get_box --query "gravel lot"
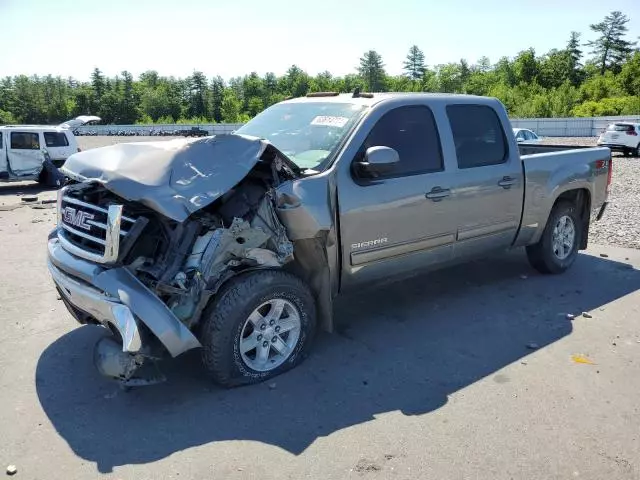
[537,137,640,250]
[0,135,637,479]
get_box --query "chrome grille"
[56,185,138,264]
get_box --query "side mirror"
[355,146,399,178]
[516,137,524,143]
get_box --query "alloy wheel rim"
[239,298,301,372]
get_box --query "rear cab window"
[10,132,40,150]
[359,105,444,178]
[44,131,70,147]
[447,104,508,169]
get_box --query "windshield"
[235,102,367,170]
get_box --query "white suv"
[597,123,640,157]
[0,115,99,185]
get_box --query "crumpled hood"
[61,134,269,222]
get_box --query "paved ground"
[1,138,639,480]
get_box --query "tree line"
[0,10,638,126]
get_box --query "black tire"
[200,270,316,388]
[526,201,582,274]
[634,144,640,158]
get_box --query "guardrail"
[510,115,640,137]
[75,115,640,138]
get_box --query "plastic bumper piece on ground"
[47,235,202,357]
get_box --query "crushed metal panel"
[93,267,202,357]
[60,134,269,222]
[274,175,340,332]
[198,218,271,283]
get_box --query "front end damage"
[48,134,301,386]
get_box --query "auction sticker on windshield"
[311,116,349,128]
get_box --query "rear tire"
[526,201,582,274]
[634,144,640,157]
[199,270,316,388]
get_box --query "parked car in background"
[0,116,100,185]
[180,126,209,137]
[48,92,612,389]
[513,128,541,143]
[597,123,640,157]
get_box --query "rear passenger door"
[445,104,524,258]
[7,132,45,176]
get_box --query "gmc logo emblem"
[62,207,95,231]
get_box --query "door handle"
[425,187,451,201]
[498,176,516,189]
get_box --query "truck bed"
[518,143,596,156]
[514,144,611,249]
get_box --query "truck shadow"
[36,249,640,473]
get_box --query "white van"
[0,116,100,185]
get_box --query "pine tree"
[90,68,105,101]
[358,50,386,91]
[403,45,425,81]
[566,32,583,85]
[210,76,225,123]
[587,11,636,74]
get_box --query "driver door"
[0,131,7,176]
[337,104,460,290]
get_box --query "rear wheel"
[199,270,317,388]
[633,144,640,157]
[526,201,582,274]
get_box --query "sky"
[0,0,638,81]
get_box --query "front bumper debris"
[47,234,202,383]
[93,336,166,387]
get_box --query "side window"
[360,105,443,177]
[10,132,40,150]
[44,132,70,147]
[447,105,507,169]
[515,130,525,141]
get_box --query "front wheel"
[199,270,317,388]
[526,201,582,274]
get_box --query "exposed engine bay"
[65,146,296,325]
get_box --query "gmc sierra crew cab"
[46,92,612,388]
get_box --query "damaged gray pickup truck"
[47,92,612,388]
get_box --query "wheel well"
[554,189,591,250]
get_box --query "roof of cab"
[281,91,500,107]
